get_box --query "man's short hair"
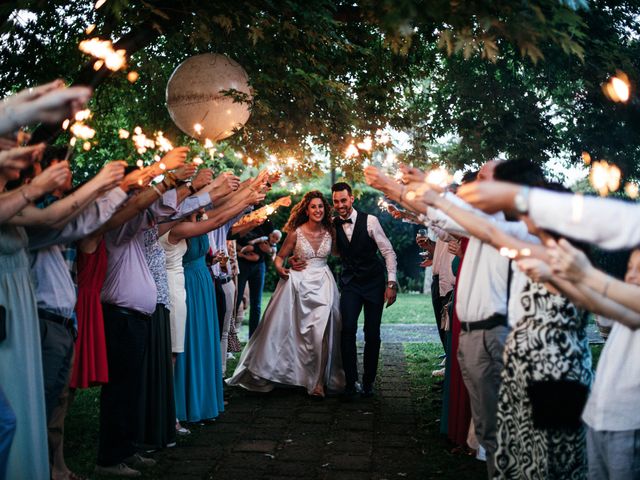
[494,159,546,187]
[331,182,352,195]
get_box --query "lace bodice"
[294,228,332,268]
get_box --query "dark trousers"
[340,277,385,389]
[214,278,226,340]
[235,260,265,338]
[431,276,452,355]
[39,316,74,421]
[98,304,149,466]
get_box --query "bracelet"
[601,278,611,298]
[151,184,163,197]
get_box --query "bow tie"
[336,218,353,226]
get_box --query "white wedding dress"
[226,228,345,394]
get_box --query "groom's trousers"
[340,276,386,389]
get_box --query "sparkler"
[127,71,139,83]
[193,123,203,136]
[425,167,453,188]
[79,38,127,72]
[581,151,591,165]
[589,160,621,196]
[193,157,204,166]
[603,71,631,103]
[625,182,639,199]
[345,143,359,158]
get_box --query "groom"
[331,182,397,398]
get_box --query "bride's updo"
[283,190,333,233]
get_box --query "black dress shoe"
[341,384,360,401]
[361,384,375,398]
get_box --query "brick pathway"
[153,343,427,479]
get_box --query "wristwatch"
[514,186,530,214]
[387,281,398,290]
[185,181,197,195]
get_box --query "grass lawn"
[260,291,436,324]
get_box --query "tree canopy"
[1,0,638,181]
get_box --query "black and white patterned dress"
[494,281,593,479]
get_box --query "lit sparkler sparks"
[589,160,621,196]
[131,127,155,154]
[625,181,639,199]
[193,123,203,136]
[193,157,203,166]
[127,71,139,83]
[581,151,591,165]
[79,38,127,72]
[345,143,359,158]
[118,129,129,139]
[425,167,452,188]
[154,131,173,152]
[356,137,373,152]
[603,71,631,103]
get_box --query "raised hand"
[0,144,45,170]
[363,165,393,191]
[159,147,189,171]
[29,161,71,197]
[173,164,198,182]
[398,164,426,184]
[457,181,520,214]
[94,161,126,192]
[547,238,593,282]
[248,189,266,205]
[20,85,92,126]
[211,172,241,196]
[517,257,553,283]
[192,168,213,188]
[120,167,153,192]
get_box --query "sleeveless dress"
[494,281,593,479]
[0,225,49,479]
[174,234,224,422]
[70,240,109,388]
[227,228,344,394]
[159,231,188,354]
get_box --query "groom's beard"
[338,206,352,219]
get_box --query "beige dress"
[159,231,188,353]
[226,228,344,394]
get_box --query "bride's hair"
[283,190,333,233]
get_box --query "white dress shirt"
[582,323,640,431]
[341,208,397,283]
[425,193,538,324]
[529,189,640,249]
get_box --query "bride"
[226,191,344,397]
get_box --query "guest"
[235,219,275,337]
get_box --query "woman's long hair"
[283,190,333,233]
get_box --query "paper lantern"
[166,53,252,141]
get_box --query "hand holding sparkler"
[30,161,72,196]
[173,164,198,182]
[516,257,553,283]
[0,82,92,135]
[457,181,522,214]
[192,168,213,189]
[158,146,189,171]
[94,160,127,193]
[206,172,241,197]
[547,238,593,283]
[398,164,426,184]
[0,144,45,170]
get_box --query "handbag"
[526,379,589,429]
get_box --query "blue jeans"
[0,386,16,480]
[235,260,266,338]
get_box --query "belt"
[38,309,74,330]
[215,276,233,285]
[102,303,151,320]
[460,314,508,332]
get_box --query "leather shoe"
[361,384,375,398]
[341,383,361,401]
[123,454,156,469]
[94,463,141,478]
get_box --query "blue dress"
[0,225,49,479]
[174,234,224,422]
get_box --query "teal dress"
[174,234,224,422]
[0,225,49,479]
